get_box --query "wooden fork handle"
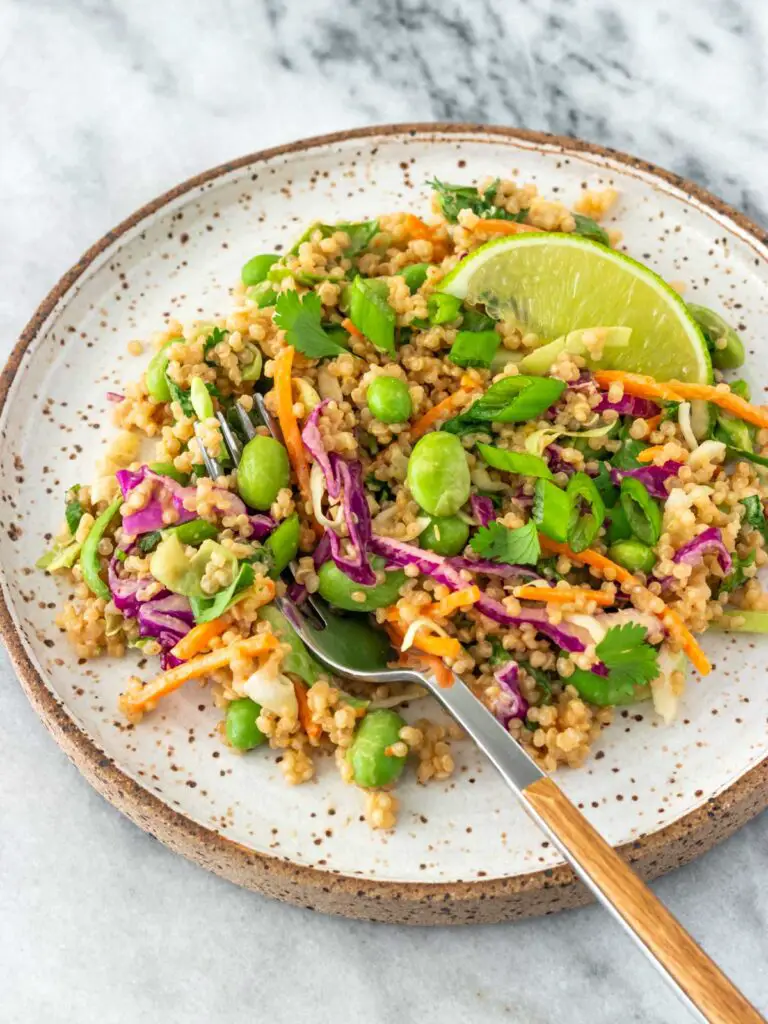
[525,777,763,1024]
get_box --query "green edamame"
[226,698,267,750]
[247,281,278,308]
[317,558,406,612]
[80,498,121,600]
[145,338,182,402]
[406,432,471,517]
[236,435,290,510]
[190,377,214,420]
[241,254,280,287]
[347,709,407,788]
[366,376,412,424]
[608,538,655,574]
[688,304,745,370]
[420,515,469,556]
[264,513,300,577]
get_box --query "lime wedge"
[440,234,712,383]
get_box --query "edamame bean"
[608,539,655,574]
[145,337,182,402]
[406,432,471,517]
[317,558,406,612]
[236,435,290,510]
[347,709,407,787]
[420,514,469,556]
[241,254,279,287]
[688,304,745,370]
[367,376,412,424]
[190,377,214,420]
[226,698,267,750]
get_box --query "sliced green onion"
[148,462,189,485]
[190,377,214,420]
[241,254,279,287]
[533,479,570,541]
[605,503,632,543]
[461,307,496,332]
[566,472,606,552]
[620,477,661,545]
[445,376,565,433]
[428,292,462,325]
[241,345,263,382]
[398,263,430,293]
[247,281,278,308]
[349,276,395,355]
[448,330,500,368]
[712,609,768,633]
[725,445,768,469]
[477,443,553,480]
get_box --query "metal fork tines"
[193,397,267,480]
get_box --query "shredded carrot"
[294,679,322,740]
[644,414,663,432]
[428,586,481,618]
[274,346,311,502]
[410,389,474,439]
[410,633,461,659]
[471,218,540,237]
[595,370,768,430]
[402,213,433,240]
[385,620,456,687]
[171,618,229,660]
[120,633,279,717]
[636,445,668,464]
[341,317,364,340]
[513,584,614,608]
[537,536,711,675]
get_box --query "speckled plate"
[2,125,767,925]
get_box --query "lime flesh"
[440,233,712,383]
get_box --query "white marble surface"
[1,0,768,1020]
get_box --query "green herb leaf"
[429,178,529,224]
[349,276,396,355]
[137,530,163,554]
[567,472,606,552]
[595,622,660,695]
[533,479,570,541]
[189,562,254,624]
[520,661,553,703]
[203,327,228,356]
[572,214,610,246]
[259,605,324,685]
[725,445,768,469]
[444,375,565,433]
[470,520,541,565]
[165,375,195,417]
[477,443,553,481]
[274,290,348,359]
[719,549,756,595]
[592,462,619,507]
[65,487,85,536]
[461,307,496,332]
[740,495,768,542]
[448,330,500,368]
[488,638,512,667]
[398,263,430,293]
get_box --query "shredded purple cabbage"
[312,531,331,569]
[595,394,660,419]
[301,399,340,498]
[138,592,194,667]
[493,660,528,726]
[249,514,275,540]
[449,556,540,581]
[545,443,576,477]
[368,536,586,652]
[327,455,376,585]
[107,556,145,618]
[116,467,198,536]
[673,526,732,574]
[610,461,681,500]
[287,581,308,605]
[470,495,495,527]
[106,391,125,403]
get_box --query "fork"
[197,397,762,1024]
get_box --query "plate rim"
[3,121,767,925]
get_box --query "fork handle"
[524,777,763,1024]
[428,671,762,1024]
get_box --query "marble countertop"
[2,1,767,1020]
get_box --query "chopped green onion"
[477,443,553,480]
[397,263,430,293]
[427,292,462,325]
[190,377,214,420]
[713,609,768,633]
[533,479,570,542]
[349,276,396,355]
[241,345,263,381]
[566,472,606,552]
[448,330,500,368]
[149,462,189,485]
[620,477,661,546]
[605,503,632,543]
[444,376,565,433]
[247,281,278,308]
[241,254,279,287]
[461,307,496,332]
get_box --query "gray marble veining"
[1,0,767,1020]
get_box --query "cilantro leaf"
[203,327,228,358]
[719,549,756,595]
[470,520,540,565]
[137,530,163,554]
[349,277,395,355]
[65,486,84,536]
[595,623,660,694]
[274,291,347,359]
[165,375,195,417]
[572,214,610,246]
[430,178,530,224]
[740,495,768,543]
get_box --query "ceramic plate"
[2,125,767,925]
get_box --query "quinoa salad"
[39,176,768,830]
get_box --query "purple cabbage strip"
[673,526,732,574]
[545,443,576,477]
[301,399,340,499]
[107,556,145,619]
[249,514,275,540]
[595,393,660,419]
[449,556,541,581]
[368,536,586,652]
[326,455,376,586]
[312,531,332,569]
[470,494,495,528]
[106,391,125,403]
[610,461,681,500]
[116,466,198,536]
[138,592,194,666]
[493,660,528,727]
[287,581,308,606]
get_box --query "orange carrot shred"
[644,414,662,432]
[410,389,475,439]
[171,618,229,661]
[636,445,669,464]
[471,218,540,237]
[274,346,311,503]
[341,317,364,340]
[294,679,322,740]
[513,584,614,608]
[429,586,481,618]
